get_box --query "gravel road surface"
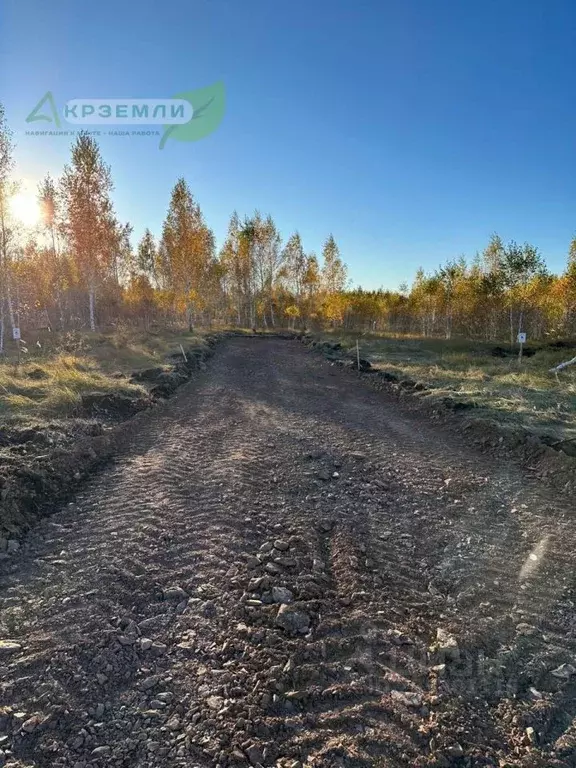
[1,338,575,767]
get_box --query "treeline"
[0,108,348,347]
[1,103,576,347]
[345,237,576,342]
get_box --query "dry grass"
[0,326,206,420]
[320,331,576,442]
[0,355,145,417]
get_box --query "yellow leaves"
[124,275,155,311]
[321,292,347,323]
[160,178,214,322]
[173,294,189,315]
[155,289,176,312]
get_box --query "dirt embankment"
[0,336,223,542]
[304,338,576,493]
[0,337,575,767]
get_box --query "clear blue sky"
[2,0,576,289]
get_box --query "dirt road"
[1,338,575,768]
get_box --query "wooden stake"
[356,339,360,371]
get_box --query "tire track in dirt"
[0,338,575,767]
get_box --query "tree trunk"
[51,227,65,330]
[269,300,275,327]
[7,279,16,333]
[89,286,96,332]
[509,307,514,348]
[550,355,576,374]
[57,290,65,330]
[0,297,4,355]
[0,206,6,354]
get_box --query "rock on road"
[1,338,576,768]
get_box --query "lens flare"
[9,190,41,226]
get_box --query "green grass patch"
[317,331,576,442]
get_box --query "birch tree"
[160,178,214,330]
[136,228,158,283]
[282,232,306,311]
[321,234,347,293]
[0,103,16,353]
[237,217,257,327]
[60,133,116,331]
[302,253,320,325]
[38,173,66,328]
[219,212,244,325]
[251,213,282,326]
[321,234,347,324]
[502,241,546,345]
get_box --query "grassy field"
[317,331,576,444]
[4,326,574,446]
[0,326,206,421]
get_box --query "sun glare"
[10,189,41,226]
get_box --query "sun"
[10,189,41,226]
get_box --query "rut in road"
[1,338,576,768]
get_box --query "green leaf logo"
[26,91,61,129]
[159,82,225,149]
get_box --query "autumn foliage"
[1,109,576,347]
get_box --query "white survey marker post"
[517,332,527,363]
[12,327,21,340]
